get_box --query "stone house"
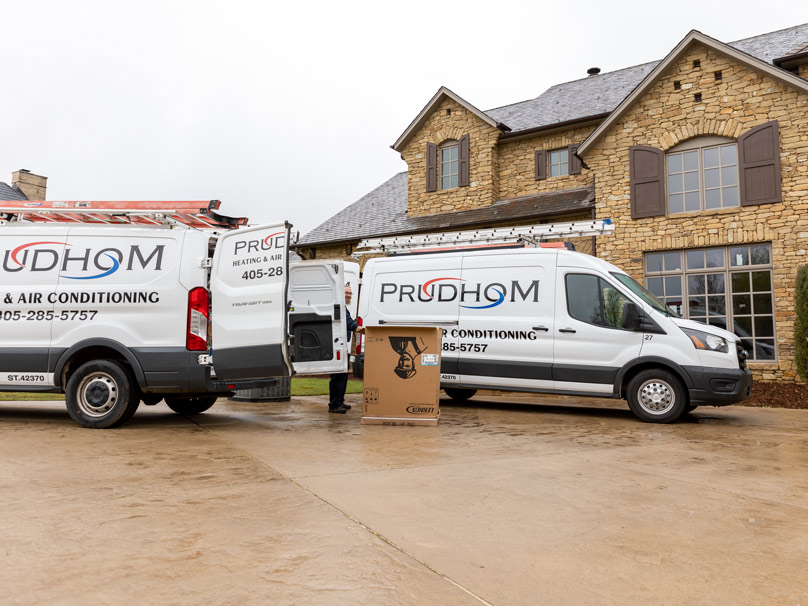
[294,23,808,382]
[0,170,48,203]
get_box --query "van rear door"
[288,261,347,374]
[209,223,292,381]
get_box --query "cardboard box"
[360,326,441,426]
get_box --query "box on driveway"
[361,326,441,426]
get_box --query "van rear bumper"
[683,365,753,406]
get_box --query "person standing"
[329,285,364,413]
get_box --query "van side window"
[566,274,630,329]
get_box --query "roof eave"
[391,86,509,152]
[577,30,808,157]
[498,113,610,142]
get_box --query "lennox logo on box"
[406,406,435,414]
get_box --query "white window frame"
[549,149,569,177]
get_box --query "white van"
[356,244,752,423]
[0,201,349,428]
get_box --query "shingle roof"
[0,182,28,201]
[296,176,594,246]
[300,23,808,246]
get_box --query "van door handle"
[532,326,549,332]
[559,328,577,334]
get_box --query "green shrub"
[795,265,808,380]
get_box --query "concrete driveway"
[1,393,807,606]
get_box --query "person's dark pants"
[329,372,349,408]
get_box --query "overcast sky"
[1,1,805,237]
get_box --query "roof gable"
[577,29,808,156]
[391,87,509,152]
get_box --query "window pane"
[707,273,725,294]
[756,339,775,360]
[708,316,726,329]
[689,275,705,295]
[732,272,750,292]
[730,247,749,266]
[665,276,682,297]
[685,191,700,211]
[705,188,721,209]
[754,316,774,337]
[550,164,560,177]
[703,147,720,168]
[647,276,664,296]
[750,245,770,265]
[550,150,563,163]
[684,171,700,191]
[733,294,751,314]
[708,296,726,315]
[706,249,724,268]
[723,186,739,207]
[566,274,602,325]
[689,297,706,319]
[721,166,737,187]
[753,293,773,314]
[646,254,663,273]
[441,176,451,189]
[663,252,681,270]
[687,250,704,269]
[721,144,737,165]
[668,174,683,194]
[734,316,753,335]
[667,153,682,173]
[684,150,699,171]
[669,193,684,213]
[704,168,720,188]
[602,284,629,328]
[752,271,771,291]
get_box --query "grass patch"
[0,392,64,401]
[292,378,363,396]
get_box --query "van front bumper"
[683,365,753,406]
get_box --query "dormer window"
[440,141,459,190]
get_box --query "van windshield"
[610,272,681,317]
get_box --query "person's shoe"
[328,405,348,414]
[341,404,352,410]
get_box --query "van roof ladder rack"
[354,219,614,255]
[0,200,248,230]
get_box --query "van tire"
[444,388,477,401]
[65,360,140,429]
[626,369,687,423]
[165,396,218,415]
[352,355,364,379]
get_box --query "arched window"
[666,136,739,213]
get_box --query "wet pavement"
[1,393,807,605]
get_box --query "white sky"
[1,1,805,237]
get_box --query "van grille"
[736,341,748,370]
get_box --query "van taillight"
[187,287,209,351]
[356,316,363,355]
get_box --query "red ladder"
[0,200,248,229]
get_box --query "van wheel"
[352,355,364,379]
[165,396,218,415]
[626,369,687,423]
[65,360,140,429]
[444,388,476,401]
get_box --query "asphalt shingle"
[0,182,28,201]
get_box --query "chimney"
[587,67,601,77]
[12,169,47,200]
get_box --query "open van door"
[209,223,292,381]
[288,261,347,374]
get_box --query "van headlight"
[682,328,729,353]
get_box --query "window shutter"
[459,134,470,187]
[568,144,581,175]
[739,120,781,206]
[534,150,546,180]
[629,145,665,218]
[426,142,437,192]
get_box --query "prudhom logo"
[380,277,540,309]
[1,241,165,280]
[233,232,285,255]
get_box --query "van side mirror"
[622,302,642,331]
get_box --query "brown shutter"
[568,144,581,175]
[738,120,781,206]
[534,150,546,180]
[459,134,470,187]
[629,145,665,218]
[426,142,437,192]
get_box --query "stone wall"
[585,43,808,381]
[401,98,501,217]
